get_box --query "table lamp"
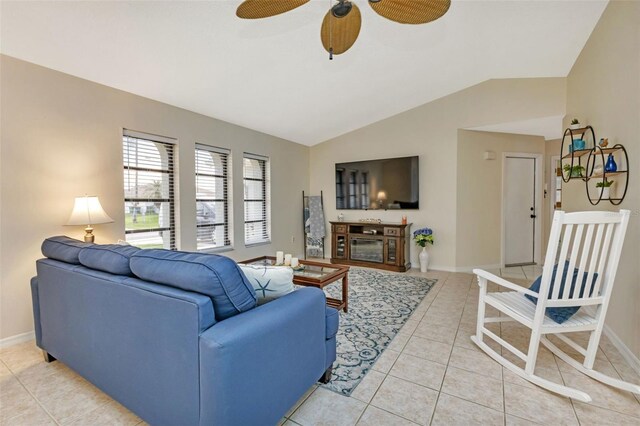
[66,196,114,242]
[377,191,387,209]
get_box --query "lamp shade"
[377,191,387,201]
[67,196,114,226]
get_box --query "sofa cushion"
[325,307,339,340]
[525,261,598,324]
[79,244,141,276]
[41,236,93,264]
[238,264,294,302]
[130,250,257,321]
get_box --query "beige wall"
[562,0,640,358]
[543,138,562,251]
[456,130,546,269]
[0,55,310,340]
[310,78,566,270]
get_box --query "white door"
[504,156,536,266]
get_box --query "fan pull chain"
[329,0,333,60]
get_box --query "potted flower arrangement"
[596,179,614,200]
[413,227,434,273]
[563,164,585,178]
[570,118,581,130]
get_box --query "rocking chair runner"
[472,209,637,402]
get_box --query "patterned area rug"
[318,267,437,396]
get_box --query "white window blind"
[195,144,231,251]
[123,130,176,250]
[243,153,270,245]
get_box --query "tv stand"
[330,221,412,272]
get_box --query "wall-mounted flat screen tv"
[335,156,419,210]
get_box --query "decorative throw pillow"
[525,261,598,324]
[239,264,294,302]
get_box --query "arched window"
[123,130,176,249]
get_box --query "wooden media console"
[330,221,412,272]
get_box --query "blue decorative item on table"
[413,227,434,247]
[572,139,586,151]
[605,154,617,172]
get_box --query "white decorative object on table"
[290,257,299,268]
[276,251,284,265]
[284,254,292,266]
[419,247,430,273]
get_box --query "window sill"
[199,246,234,254]
[244,240,272,248]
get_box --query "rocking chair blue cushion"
[525,262,598,324]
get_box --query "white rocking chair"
[471,209,638,402]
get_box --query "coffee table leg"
[342,274,348,313]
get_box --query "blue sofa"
[31,236,338,426]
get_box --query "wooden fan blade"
[368,0,450,24]
[321,3,362,55]
[236,0,309,19]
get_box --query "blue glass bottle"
[605,154,617,172]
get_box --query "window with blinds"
[195,144,231,251]
[123,130,176,249]
[243,153,270,245]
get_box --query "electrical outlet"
[291,236,295,243]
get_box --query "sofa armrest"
[30,277,42,347]
[199,287,328,426]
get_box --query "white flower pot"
[570,124,581,130]
[419,247,429,273]
[599,185,614,200]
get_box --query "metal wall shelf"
[560,126,630,205]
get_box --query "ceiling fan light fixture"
[331,1,353,18]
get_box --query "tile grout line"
[294,271,449,426]
[363,271,451,426]
[552,337,640,421]
[1,358,61,426]
[428,274,474,426]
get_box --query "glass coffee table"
[240,256,350,312]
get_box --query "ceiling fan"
[236,0,451,59]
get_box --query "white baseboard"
[0,331,35,349]
[602,322,640,375]
[408,263,501,273]
[452,264,502,273]
[582,306,640,375]
[409,262,457,272]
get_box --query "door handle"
[530,214,537,218]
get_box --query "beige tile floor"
[1,269,639,425]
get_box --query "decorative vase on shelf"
[605,154,617,172]
[600,186,610,200]
[572,139,586,151]
[419,247,429,273]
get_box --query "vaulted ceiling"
[1,1,607,145]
